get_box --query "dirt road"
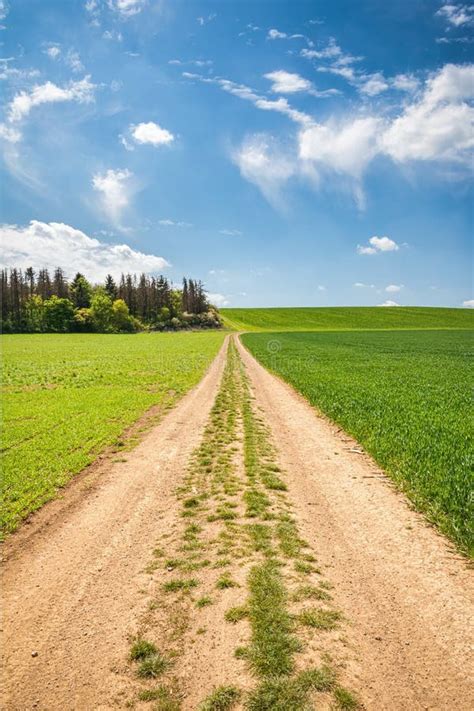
[1,335,473,710]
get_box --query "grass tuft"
[199,685,241,710]
[297,607,341,630]
[130,639,157,661]
[137,652,171,678]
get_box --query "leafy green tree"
[70,273,92,309]
[44,296,74,332]
[112,299,133,331]
[73,308,94,332]
[90,291,113,332]
[24,295,45,332]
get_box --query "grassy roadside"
[126,341,358,709]
[1,331,226,535]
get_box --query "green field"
[1,332,225,534]
[222,306,473,332]
[242,329,474,555]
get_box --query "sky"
[0,0,473,308]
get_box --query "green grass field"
[242,329,474,555]
[222,306,473,332]
[1,332,225,535]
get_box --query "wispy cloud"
[219,228,242,236]
[378,299,400,306]
[92,168,134,224]
[436,3,474,27]
[7,76,95,124]
[158,219,192,227]
[385,284,404,292]
[107,0,147,18]
[264,69,339,98]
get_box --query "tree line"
[0,268,222,333]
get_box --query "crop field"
[242,329,474,554]
[222,306,473,332]
[1,331,225,535]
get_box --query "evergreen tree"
[104,274,117,301]
[70,273,92,309]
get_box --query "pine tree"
[104,274,117,301]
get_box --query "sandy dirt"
[1,333,473,710]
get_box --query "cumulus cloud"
[232,134,296,206]
[107,0,147,17]
[462,299,474,307]
[378,300,400,306]
[382,64,474,163]
[264,69,339,98]
[436,3,474,27]
[92,168,134,223]
[268,28,288,39]
[385,284,404,292]
[265,70,312,94]
[0,220,169,281]
[357,236,399,255]
[208,292,229,307]
[7,76,95,123]
[129,121,174,147]
[358,72,389,96]
[392,73,420,92]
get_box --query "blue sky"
[0,0,473,308]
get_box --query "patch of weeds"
[196,595,213,608]
[224,605,248,623]
[246,523,273,554]
[199,685,241,711]
[298,608,341,630]
[130,639,157,661]
[245,666,334,710]
[276,517,302,558]
[183,496,201,509]
[153,547,165,558]
[234,646,249,659]
[333,686,359,709]
[216,573,238,589]
[292,584,331,602]
[244,489,270,518]
[196,627,207,635]
[137,652,171,678]
[294,560,315,575]
[138,686,180,708]
[247,559,298,677]
[163,578,199,593]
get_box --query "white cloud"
[0,220,169,281]
[169,58,213,67]
[264,70,312,94]
[220,229,242,236]
[462,299,474,307]
[232,133,296,206]
[268,28,287,39]
[378,300,400,306]
[66,49,84,73]
[359,72,389,96]
[392,73,420,92]
[45,45,61,60]
[354,282,375,288]
[301,38,345,60]
[102,29,123,41]
[92,168,133,223]
[299,116,382,207]
[385,284,404,292]
[158,219,192,227]
[317,285,326,291]
[0,0,8,21]
[197,13,216,26]
[183,72,312,125]
[382,64,474,164]
[357,236,399,255]
[7,76,95,123]
[436,3,474,27]
[208,292,229,306]
[129,121,174,147]
[107,0,147,17]
[0,122,21,143]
